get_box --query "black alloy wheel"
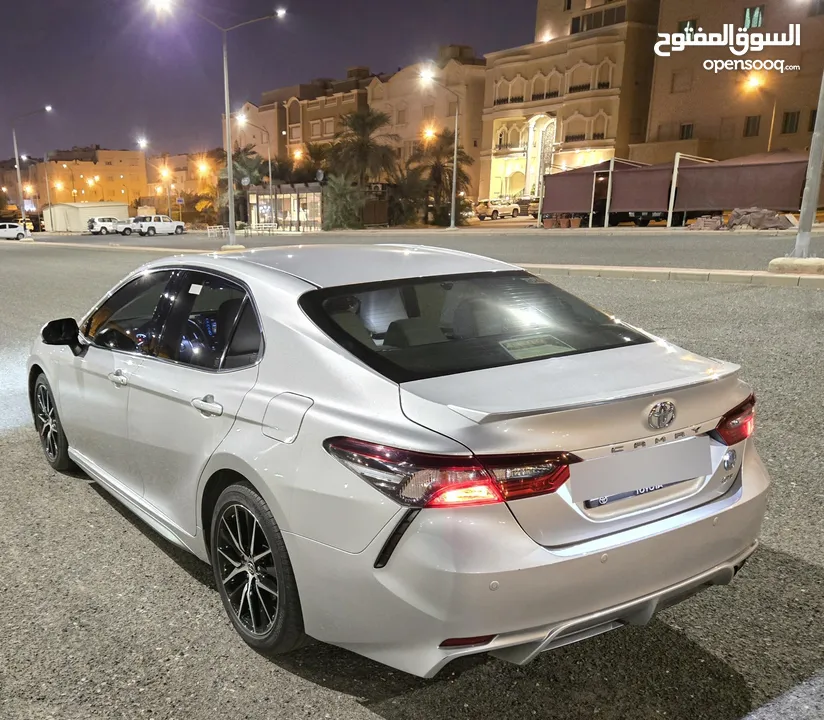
[211,483,306,654]
[33,374,71,470]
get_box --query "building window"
[397,108,407,125]
[743,5,764,29]
[744,115,761,137]
[289,126,301,141]
[563,0,571,10]
[811,0,824,16]
[679,123,694,140]
[677,19,698,34]
[448,101,458,117]
[104,161,113,166]
[323,118,335,135]
[570,5,625,34]
[423,105,434,120]
[670,69,693,93]
[810,109,818,132]
[781,111,800,134]
[310,120,321,139]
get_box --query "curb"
[520,263,824,289]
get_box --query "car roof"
[146,244,518,289]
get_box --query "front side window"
[156,272,262,370]
[301,271,650,382]
[84,271,174,354]
[161,216,172,222]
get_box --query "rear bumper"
[284,441,769,678]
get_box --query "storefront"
[247,183,323,231]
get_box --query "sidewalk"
[523,262,824,288]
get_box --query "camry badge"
[648,401,676,430]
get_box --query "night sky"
[1,0,536,159]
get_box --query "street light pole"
[767,94,777,153]
[43,153,54,232]
[221,29,237,242]
[11,106,52,232]
[420,69,461,229]
[791,67,824,258]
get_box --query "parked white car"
[475,199,521,220]
[0,221,31,240]
[138,215,185,237]
[116,217,146,236]
[88,217,120,235]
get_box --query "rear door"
[127,269,264,534]
[160,215,174,234]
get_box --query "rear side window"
[300,271,650,382]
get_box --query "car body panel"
[0,222,31,239]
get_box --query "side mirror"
[41,318,83,356]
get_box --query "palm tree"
[302,142,330,178]
[387,158,427,226]
[329,109,400,187]
[322,174,365,230]
[413,129,473,224]
[218,144,263,223]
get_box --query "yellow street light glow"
[1,186,6,192]
[171,184,176,190]
[420,68,435,83]
[237,113,247,125]
[94,175,100,181]
[294,149,303,159]
[423,127,436,140]
[160,167,170,178]
[87,178,94,186]
[746,73,762,90]
[55,182,64,191]
[156,186,163,194]
[24,184,33,194]
[198,162,209,174]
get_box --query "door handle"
[191,394,223,417]
[107,370,128,387]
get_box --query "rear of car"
[289,269,769,676]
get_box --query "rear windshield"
[300,271,651,382]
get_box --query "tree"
[322,174,365,230]
[413,129,473,225]
[387,158,427,226]
[302,142,330,178]
[328,108,399,187]
[218,143,263,222]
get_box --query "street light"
[11,104,52,230]
[744,72,777,152]
[235,113,275,228]
[151,1,287,246]
[420,67,460,229]
[137,137,148,149]
[293,149,303,160]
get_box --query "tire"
[210,482,307,655]
[174,225,183,235]
[147,227,156,237]
[100,227,108,235]
[634,218,651,227]
[491,210,499,220]
[33,374,72,471]
[531,213,538,219]
[512,207,519,218]
[16,233,25,240]
[478,215,486,221]
[122,228,132,236]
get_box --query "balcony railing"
[568,83,592,94]
[593,132,606,140]
[564,134,587,142]
[597,81,611,89]
[509,95,524,104]
[494,97,510,106]
[532,92,546,101]
[547,90,560,98]
[495,143,524,152]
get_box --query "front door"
[127,270,264,535]
[59,269,175,496]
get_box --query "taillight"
[714,394,756,445]
[324,437,581,508]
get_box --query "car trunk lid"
[399,341,749,546]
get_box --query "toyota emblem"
[648,401,676,430]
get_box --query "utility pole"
[791,68,824,258]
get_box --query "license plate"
[584,478,691,509]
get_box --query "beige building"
[227,69,388,165]
[479,0,661,201]
[35,147,148,209]
[367,45,486,198]
[148,153,219,197]
[630,0,824,164]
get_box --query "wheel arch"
[28,363,45,415]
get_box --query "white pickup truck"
[115,216,147,236]
[138,214,185,237]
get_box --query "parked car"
[87,217,119,235]
[475,199,521,220]
[116,217,146,236]
[138,215,185,236]
[28,245,769,678]
[0,221,31,239]
[629,211,667,227]
[528,199,541,218]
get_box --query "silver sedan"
[27,244,769,677]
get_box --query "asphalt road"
[0,243,822,720]
[19,224,819,271]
